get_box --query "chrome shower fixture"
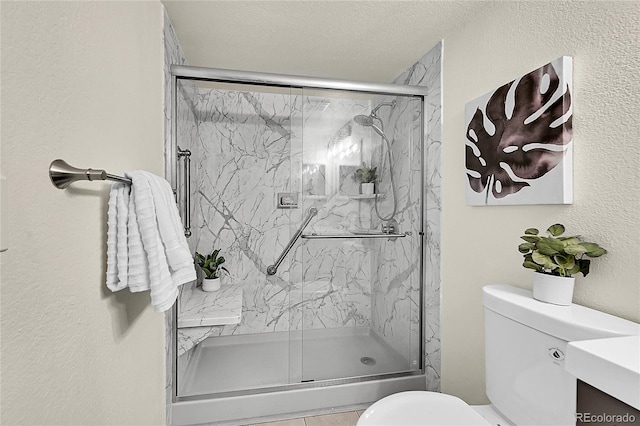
[371,100,397,117]
[352,100,398,224]
[353,114,374,127]
[353,100,397,137]
[353,115,385,139]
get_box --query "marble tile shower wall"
[369,94,423,368]
[290,96,374,332]
[391,42,443,392]
[192,88,297,339]
[178,89,378,355]
[177,82,200,255]
[354,43,442,389]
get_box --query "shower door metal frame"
[171,65,430,97]
[168,65,428,404]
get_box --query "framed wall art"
[465,56,573,206]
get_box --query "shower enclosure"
[168,66,428,425]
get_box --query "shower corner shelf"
[348,193,385,200]
[178,283,243,328]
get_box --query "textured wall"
[440,1,640,404]
[1,2,165,424]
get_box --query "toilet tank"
[482,284,640,426]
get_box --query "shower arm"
[371,100,396,118]
[266,207,318,276]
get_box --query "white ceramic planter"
[532,272,575,306]
[361,182,375,195]
[202,277,221,292]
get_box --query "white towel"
[106,171,196,312]
[106,183,128,291]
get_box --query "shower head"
[353,114,374,127]
[353,114,385,138]
[352,100,397,134]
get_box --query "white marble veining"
[191,90,377,337]
[171,65,441,391]
[367,91,423,370]
[357,42,443,389]
[387,42,443,391]
[178,281,243,328]
[173,87,422,371]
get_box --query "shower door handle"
[266,207,318,276]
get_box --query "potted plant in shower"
[355,162,378,195]
[195,248,229,292]
[518,224,607,305]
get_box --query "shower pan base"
[173,327,425,425]
[179,326,411,396]
[173,374,425,426]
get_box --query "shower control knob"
[382,219,399,234]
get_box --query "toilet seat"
[357,391,492,426]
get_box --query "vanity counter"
[566,335,640,410]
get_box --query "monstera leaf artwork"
[465,56,573,205]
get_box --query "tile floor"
[251,410,364,426]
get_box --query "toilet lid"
[358,391,492,426]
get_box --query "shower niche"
[170,66,427,423]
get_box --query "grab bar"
[267,207,318,275]
[49,159,131,189]
[177,148,192,237]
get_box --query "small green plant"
[519,224,607,277]
[354,162,378,183]
[195,248,229,279]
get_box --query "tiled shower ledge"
[178,281,243,328]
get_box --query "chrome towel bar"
[49,159,131,189]
[49,157,192,238]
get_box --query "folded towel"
[106,171,196,312]
[106,183,128,291]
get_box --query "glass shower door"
[173,71,425,399]
[175,78,301,396]
[293,88,424,384]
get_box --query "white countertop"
[178,281,243,328]
[566,335,640,410]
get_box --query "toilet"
[358,284,640,426]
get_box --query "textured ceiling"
[162,1,490,83]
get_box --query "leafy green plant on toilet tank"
[518,224,607,305]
